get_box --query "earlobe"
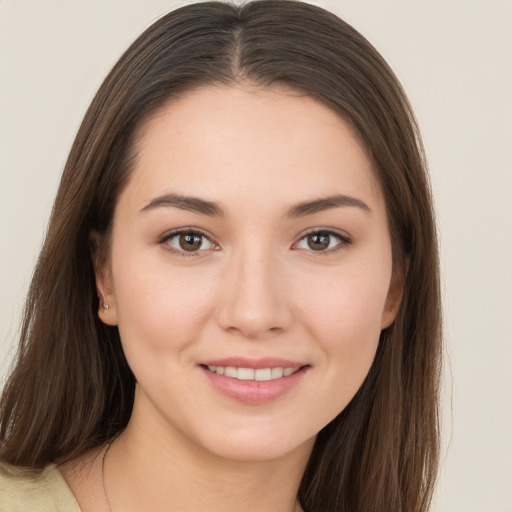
[98,293,118,326]
[96,267,118,326]
[381,302,399,330]
[91,231,118,326]
[381,264,406,330]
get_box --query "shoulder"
[0,462,80,512]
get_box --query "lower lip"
[200,366,308,405]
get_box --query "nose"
[215,247,292,339]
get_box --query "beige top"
[0,462,80,512]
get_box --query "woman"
[0,1,441,511]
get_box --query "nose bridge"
[217,240,290,338]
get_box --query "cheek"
[111,251,218,361]
[310,283,383,376]
[296,253,392,387]
[300,264,391,343]
[299,277,387,421]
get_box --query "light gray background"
[1,1,511,511]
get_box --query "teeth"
[255,368,271,381]
[271,368,284,379]
[237,367,255,380]
[206,365,298,381]
[224,366,237,378]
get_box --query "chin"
[205,434,315,464]
[187,418,318,464]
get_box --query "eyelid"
[158,227,219,257]
[157,226,352,257]
[293,227,353,253]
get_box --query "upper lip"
[199,357,307,369]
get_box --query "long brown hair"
[0,1,441,510]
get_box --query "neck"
[104,393,313,512]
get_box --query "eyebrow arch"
[287,194,372,217]
[140,193,225,217]
[139,192,371,218]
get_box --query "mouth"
[198,359,310,404]
[202,365,302,381]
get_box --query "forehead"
[122,84,384,216]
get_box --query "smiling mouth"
[200,362,309,404]
[203,365,302,381]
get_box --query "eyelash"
[158,228,218,258]
[158,227,352,258]
[296,228,352,255]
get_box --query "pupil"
[179,233,202,251]
[308,232,330,250]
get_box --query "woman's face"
[98,85,401,462]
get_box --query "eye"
[161,229,216,256]
[295,230,351,252]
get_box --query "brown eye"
[163,230,215,255]
[179,233,203,251]
[295,230,350,253]
[307,232,331,251]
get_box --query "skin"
[61,84,402,512]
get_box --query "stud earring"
[102,303,110,311]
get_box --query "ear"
[381,263,406,330]
[91,232,118,326]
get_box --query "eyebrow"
[139,193,371,217]
[287,194,372,217]
[140,193,224,216]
